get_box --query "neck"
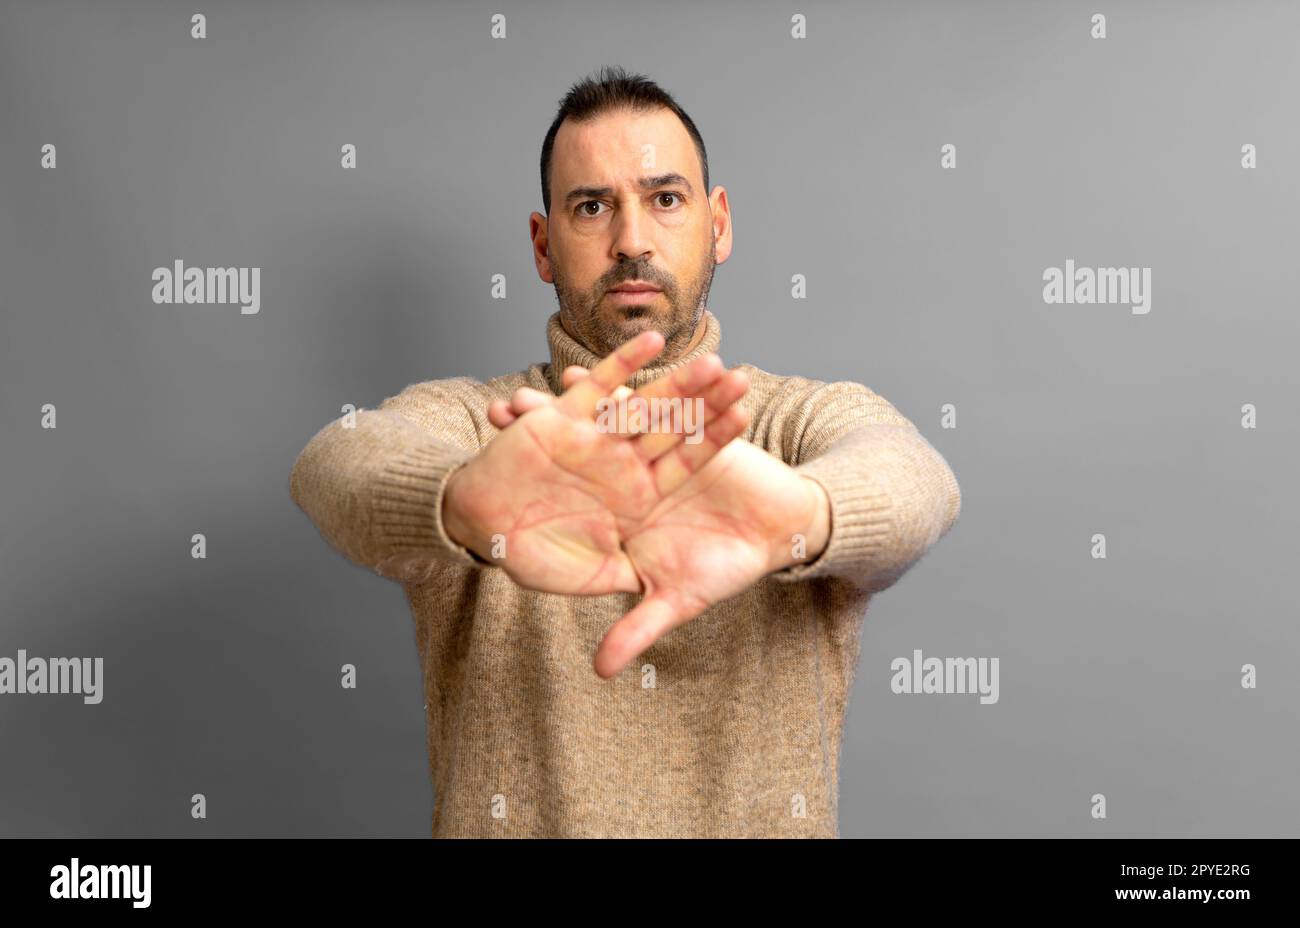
[545,309,721,395]
[681,312,708,354]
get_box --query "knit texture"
[289,310,961,837]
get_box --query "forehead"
[552,106,699,186]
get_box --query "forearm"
[289,408,489,582]
[769,424,961,591]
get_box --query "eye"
[574,193,684,218]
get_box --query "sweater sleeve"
[756,377,961,592]
[288,378,495,584]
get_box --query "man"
[289,65,961,838]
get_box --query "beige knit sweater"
[289,309,961,838]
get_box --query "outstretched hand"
[485,362,830,679]
[443,330,751,597]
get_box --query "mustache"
[603,268,670,290]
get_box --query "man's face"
[531,106,732,360]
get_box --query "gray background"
[2,0,1296,837]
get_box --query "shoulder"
[733,362,905,424]
[376,372,526,436]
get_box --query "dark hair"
[539,65,709,216]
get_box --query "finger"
[564,366,634,408]
[651,404,751,497]
[487,399,518,429]
[556,329,665,420]
[572,354,743,457]
[593,587,707,679]
[507,385,555,416]
[629,367,749,463]
[635,352,724,404]
[561,365,590,390]
[572,353,727,411]
[514,383,626,417]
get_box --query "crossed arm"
[290,342,960,677]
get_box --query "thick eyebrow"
[563,173,694,207]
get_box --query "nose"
[610,201,652,263]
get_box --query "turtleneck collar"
[543,310,722,395]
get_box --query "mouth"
[607,281,662,305]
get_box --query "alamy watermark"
[50,858,150,908]
[594,395,705,444]
[891,649,999,705]
[0,650,103,704]
[1043,258,1150,314]
[151,259,260,314]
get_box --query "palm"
[475,332,818,678]
[451,401,666,595]
[606,438,821,673]
[452,329,750,600]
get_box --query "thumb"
[593,586,707,679]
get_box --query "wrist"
[442,466,486,559]
[799,476,831,563]
[768,475,831,574]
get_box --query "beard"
[551,237,716,360]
